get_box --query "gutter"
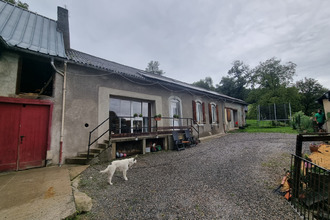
[51,59,67,166]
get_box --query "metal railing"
[87,115,199,159]
[87,117,109,160]
[290,154,329,220]
[109,116,199,138]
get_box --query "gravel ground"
[78,133,310,219]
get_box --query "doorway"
[0,101,51,171]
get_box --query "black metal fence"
[290,154,329,219]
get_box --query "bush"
[291,111,313,133]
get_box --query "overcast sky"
[23,0,330,89]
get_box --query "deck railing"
[87,115,199,159]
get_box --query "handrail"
[87,117,109,160]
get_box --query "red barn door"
[0,102,50,171]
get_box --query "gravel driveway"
[78,133,305,219]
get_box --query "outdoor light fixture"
[135,137,138,141]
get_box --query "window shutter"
[227,108,231,122]
[208,103,212,124]
[192,100,196,123]
[216,105,219,124]
[202,102,206,124]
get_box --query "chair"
[172,131,185,151]
[184,129,197,147]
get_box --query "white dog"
[100,157,137,185]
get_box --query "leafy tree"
[295,77,328,116]
[145,61,165,75]
[250,57,296,90]
[246,58,301,119]
[246,86,302,119]
[4,0,29,9]
[216,60,249,100]
[192,77,215,91]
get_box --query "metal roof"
[66,49,144,79]
[66,49,246,105]
[0,1,66,58]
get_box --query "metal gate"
[0,101,51,171]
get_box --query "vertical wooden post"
[293,134,303,201]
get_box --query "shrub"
[291,111,313,133]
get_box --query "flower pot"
[309,144,319,153]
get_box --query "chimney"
[57,7,70,50]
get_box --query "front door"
[0,102,50,171]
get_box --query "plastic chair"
[172,131,185,151]
[184,129,196,147]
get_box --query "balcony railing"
[109,116,198,138]
[87,115,199,159]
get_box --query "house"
[0,1,247,171]
[317,91,330,132]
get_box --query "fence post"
[274,103,277,122]
[293,135,303,201]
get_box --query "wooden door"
[0,103,21,171]
[0,103,50,171]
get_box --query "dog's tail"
[99,164,111,174]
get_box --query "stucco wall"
[56,63,245,161]
[224,102,246,130]
[0,51,19,96]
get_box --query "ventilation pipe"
[51,59,67,166]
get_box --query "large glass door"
[110,97,149,134]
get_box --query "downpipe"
[51,59,67,167]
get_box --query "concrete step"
[90,148,103,153]
[78,152,97,158]
[65,157,89,165]
[97,143,107,149]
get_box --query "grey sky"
[23,0,330,89]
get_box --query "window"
[192,100,205,124]
[169,97,181,126]
[110,97,150,134]
[209,103,219,124]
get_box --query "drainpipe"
[51,59,67,166]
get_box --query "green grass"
[231,119,298,134]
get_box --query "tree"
[145,61,165,75]
[246,58,300,119]
[250,57,296,90]
[216,60,249,100]
[4,0,29,9]
[295,77,328,116]
[192,77,215,91]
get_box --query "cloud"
[23,0,330,89]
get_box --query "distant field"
[231,119,299,134]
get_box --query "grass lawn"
[231,119,299,134]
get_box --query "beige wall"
[0,51,19,96]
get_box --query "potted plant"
[133,113,138,118]
[173,114,179,119]
[139,113,143,117]
[154,114,162,121]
